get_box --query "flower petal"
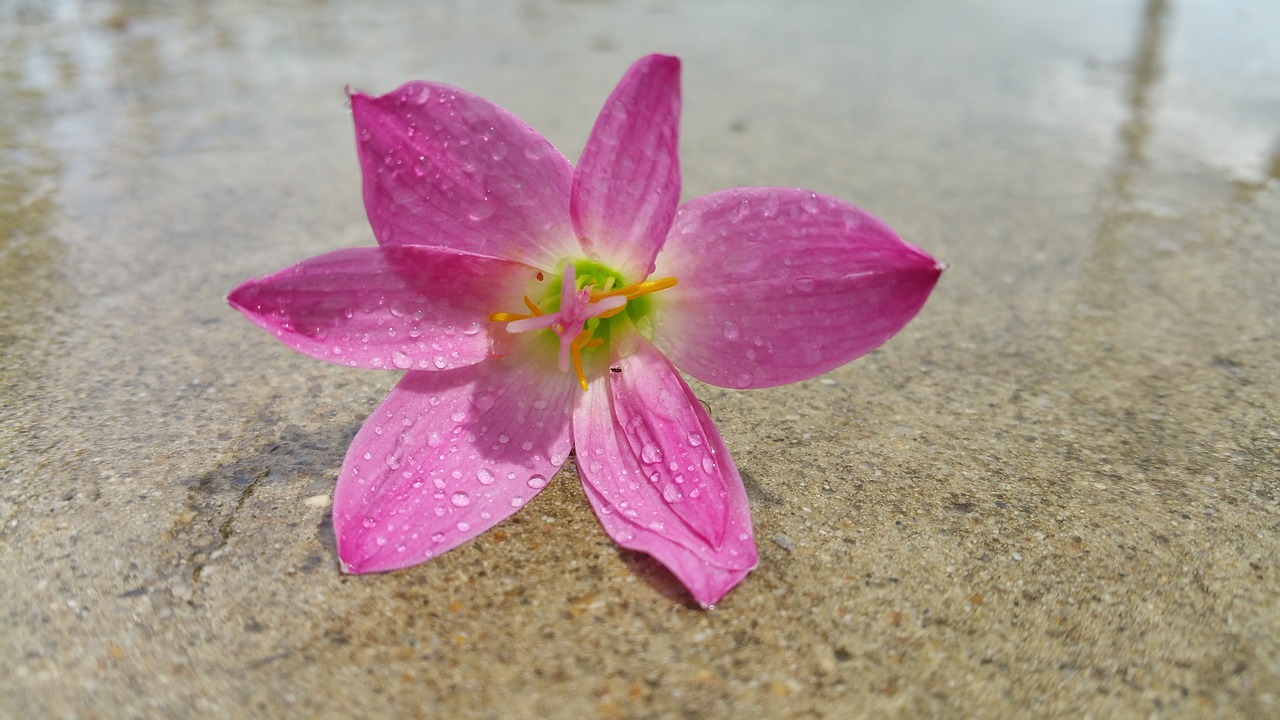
[352,81,579,270]
[571,54,681,281]
[610,333,728,547]
[572,336,757,607]
[228,246,538,370]
[333,342,576,573]
[652,188,943,388]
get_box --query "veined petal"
[571,54,681,281]
[572,338,757,607]
[352,81,579,270]
[334,342,577,573]
[228,246,536,370]
[610,333,728,547]
[652,188,943,388]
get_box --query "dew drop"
[361,516,377,529]
[687,432,703,447]
[510,496,525,508]
[794,277,816,292]
[527,474,547,490]
[702,456,716,474]
[391,351,413,369]
[662,484,683,503]
[722,321,741,340]
[456,521,470,532]
[477,467,495,485]
[450,492,471,507]
[467,200,495,222]
[431,532,446,543]
[640,445,663,464]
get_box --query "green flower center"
[489,259,677,388]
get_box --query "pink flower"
[228,54,942,607]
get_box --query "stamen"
[569,330,604,391]
[488,264,677,391]
[489,296,544,323]
[590,276,677,302]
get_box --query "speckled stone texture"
[2,1,1277,718]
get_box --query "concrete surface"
[2,0,1277,718]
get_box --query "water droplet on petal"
[640,445,663,464]
[687,432,703,447]
[510,496,525,508]
[450,492,471,507]
[477,468,495,485]
[391,351,413,369]
[795,277,816,292]
[662,484,683,503]
[361,516,378,528]
[722,321,741,340]
[527,475,547,490]
[467,199,495,222]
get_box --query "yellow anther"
[569,330,604,391]
[590,276,677,303]
[489,296,543,323]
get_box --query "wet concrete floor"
[2,0,1278,717]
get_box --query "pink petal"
[572,335,757,607]
[610,334,728,547]
[571,54,681,281]
[334,343,577,573]
[228,246,537,370]
[652,188,943,388]
[352,81,580,270]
